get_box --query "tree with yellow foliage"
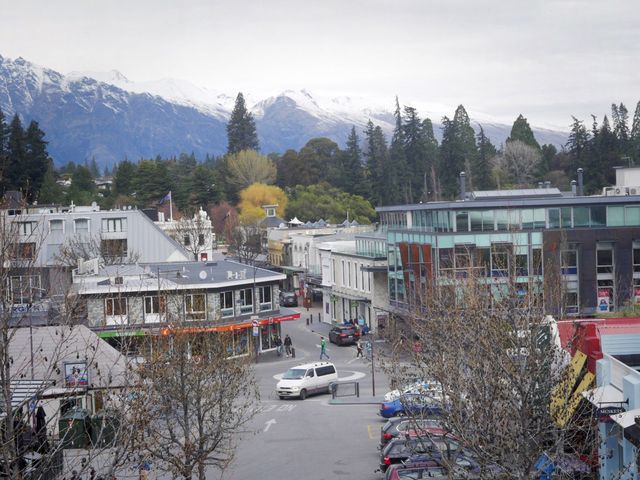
[226,150,277,190]
[238,183,288,224]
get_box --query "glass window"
[198,234,205,246]
[101,239,128,259]
[49,219,64,233]
[532,248,543,275]
[144,295,166,322]
[258,286,272,311]
[634,242,640,273]
[561,250,578,275]
[521,210,534,229]
[607,206,625,226]
[185,293,206,320]
[561,208,572,228]
[477,247,490,276]
[18,222,36,235]
[482,211,495,231]
[9,275,41,304]
[495,210,508,231]
[11,243,36,260]
[102,218,126,232]
[626,207,640,226]
[597,247,614,274]
[491,246,510,277]
[573,207,589,227]
[183,235,191,246]
[438,248,453,273]
[75,218,89,234]
[456,212,468,232]
[516,253,528,276]
[105,297,127,316]
[533,209,546,229]
[590,206,606,227]
[239,288,254,314]
[548,209,560,228]
[220,291,234,317]
[470,211,483,232]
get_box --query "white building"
[155,207,216,261]
[319,233,389,332]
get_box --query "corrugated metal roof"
[470,188,563,199]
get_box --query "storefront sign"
[597,406,626,417]
[598,289,610,312]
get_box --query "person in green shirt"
[320,336,330,360]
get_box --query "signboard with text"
[598,289,610,312]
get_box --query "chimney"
[571,180,577,196]
[577,168,584,196]
[544,181,551,189]
[459,172,466,200]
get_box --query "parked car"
[380,436,459,473]
[383,458,446,480]
[276,362,337,400]
[384,380,442,402]
[404,452,490,478]
[379,393,443,419]
[279,291,298,307]
[328,325,360,346]
[380,417,444,450]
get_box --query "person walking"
[274,336,283,356]
[356,339,363,358]
[320,336,330,360]
[284,334,293,357]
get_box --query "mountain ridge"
[0,54,568,168]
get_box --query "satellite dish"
[199,270,208,280]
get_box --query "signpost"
[252,317,259,337]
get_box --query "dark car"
[380,417,444,450]
[279,291,298,307]
[380,436,461,473]
[328,325,360,346]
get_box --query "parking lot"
[218,308,392,480]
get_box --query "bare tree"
[381,250,596,479]
[492,140,541,188]
[224,215,262,266]
[54,233,140,267]
[166,208,214,261]
[133,327,259,480]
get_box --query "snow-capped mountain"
[0,54,568,168]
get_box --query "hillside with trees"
[2,97,639,224]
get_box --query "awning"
[331,291,370,303]
[610,408,640,429]
[582,385,625,407]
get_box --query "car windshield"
[398,467,446,479]
[282,368,306,380]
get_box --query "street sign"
[597,406,626,417]
[252,326,259,337]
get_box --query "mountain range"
[0,54,568,169]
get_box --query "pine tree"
[363,121,389,206]
[612,103,630,156]
[339,126,365,196]
[402,106,428,202]
[421,118,439,201]
[631,101,640,164]
[6,114,27,194]
[389,97,408,203]
[113,160,137,196]
[566,117,589,172]
[0,109,8,195]
[507,114,540,150]
[438,105,476,199]
[37,161,63,204]
[226,93,259,154]
[473,126,496,190]
[24,121,51,201]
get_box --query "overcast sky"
[1,0,639,129]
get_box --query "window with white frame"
[239,288,254,314]
[11,243,36,260]
[348,262,352,287]
[341,260,345,286]
[144,295,166,322]
[220,291,234,317]
[9,275,41,304]
[17,222,36,236]
[74,218,89,234]
[184,293,206,320]
[198,234,205,246]
[258,285,272,311]
[49,219,64,233]
[331,259,336,283]
[102,218,126,233]
[354,263,359,290]
[105,297,127,319]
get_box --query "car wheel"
[299,389,307,400]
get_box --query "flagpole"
[169,191,173,222]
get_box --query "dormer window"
[267,208,276,217]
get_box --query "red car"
[384,459,446,480]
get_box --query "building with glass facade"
[378,169,640,317]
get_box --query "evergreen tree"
[0,110,8,194]
[88,156,101,178]
[226,93,259,154]
[113,160,137,197]
[389,97,407,204]
[611,103,630,156]
[537,144,557,178]
[187,164,220,211]
[297,138,339,186]
[473,126,496,190]
[6,114,27,194]
[38,161,64,204]
[421,118,439,201]
[566,117,589,172]
[402,106,428,202]
[507,114,540,150]
[24,121,50,201]
[338,126,365,196]
[67,165,96,205]
[363,121,390,206]
[631,101,640,164]
[438,105,476,199]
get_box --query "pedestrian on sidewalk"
[274,335,283,357]
[320,336,330,359]
[284,334,293,357]
[356,339,363,358]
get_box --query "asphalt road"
[218,307,392,480]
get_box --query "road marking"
[254,404,297,414]
[264,419,276,432]
[367,425,377,440]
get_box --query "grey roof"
[146,259,283,286]
[377,192,640,213]
[260,215,285,228]
[470,188,563,200]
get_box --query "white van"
[276,362,338,400]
